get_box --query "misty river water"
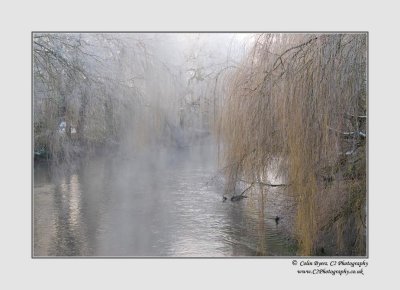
[33,140,295,257]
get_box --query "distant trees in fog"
[33,33,241,160]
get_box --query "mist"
[33,33,367,257]
[33,33,246,159]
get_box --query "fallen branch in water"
[230,180,290,201]
[240,179,290,187]
[240,183,254,195]
[230,183,254,201]
[231,195,248,201]
[258,181,290,187]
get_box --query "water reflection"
[50,174,88,255]
[33,143,295,256]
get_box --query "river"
[33,140,295,257]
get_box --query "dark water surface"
[34,143,295,256]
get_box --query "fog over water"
[34,32,366,256]
[33,33,293,256]
[34,138,295,256]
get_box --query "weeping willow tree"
[33,33,189,162]
[218,33,367,255]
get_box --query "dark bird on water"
[222,196,227,202]
[275,216,280,223]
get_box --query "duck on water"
[222,196,282,225]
